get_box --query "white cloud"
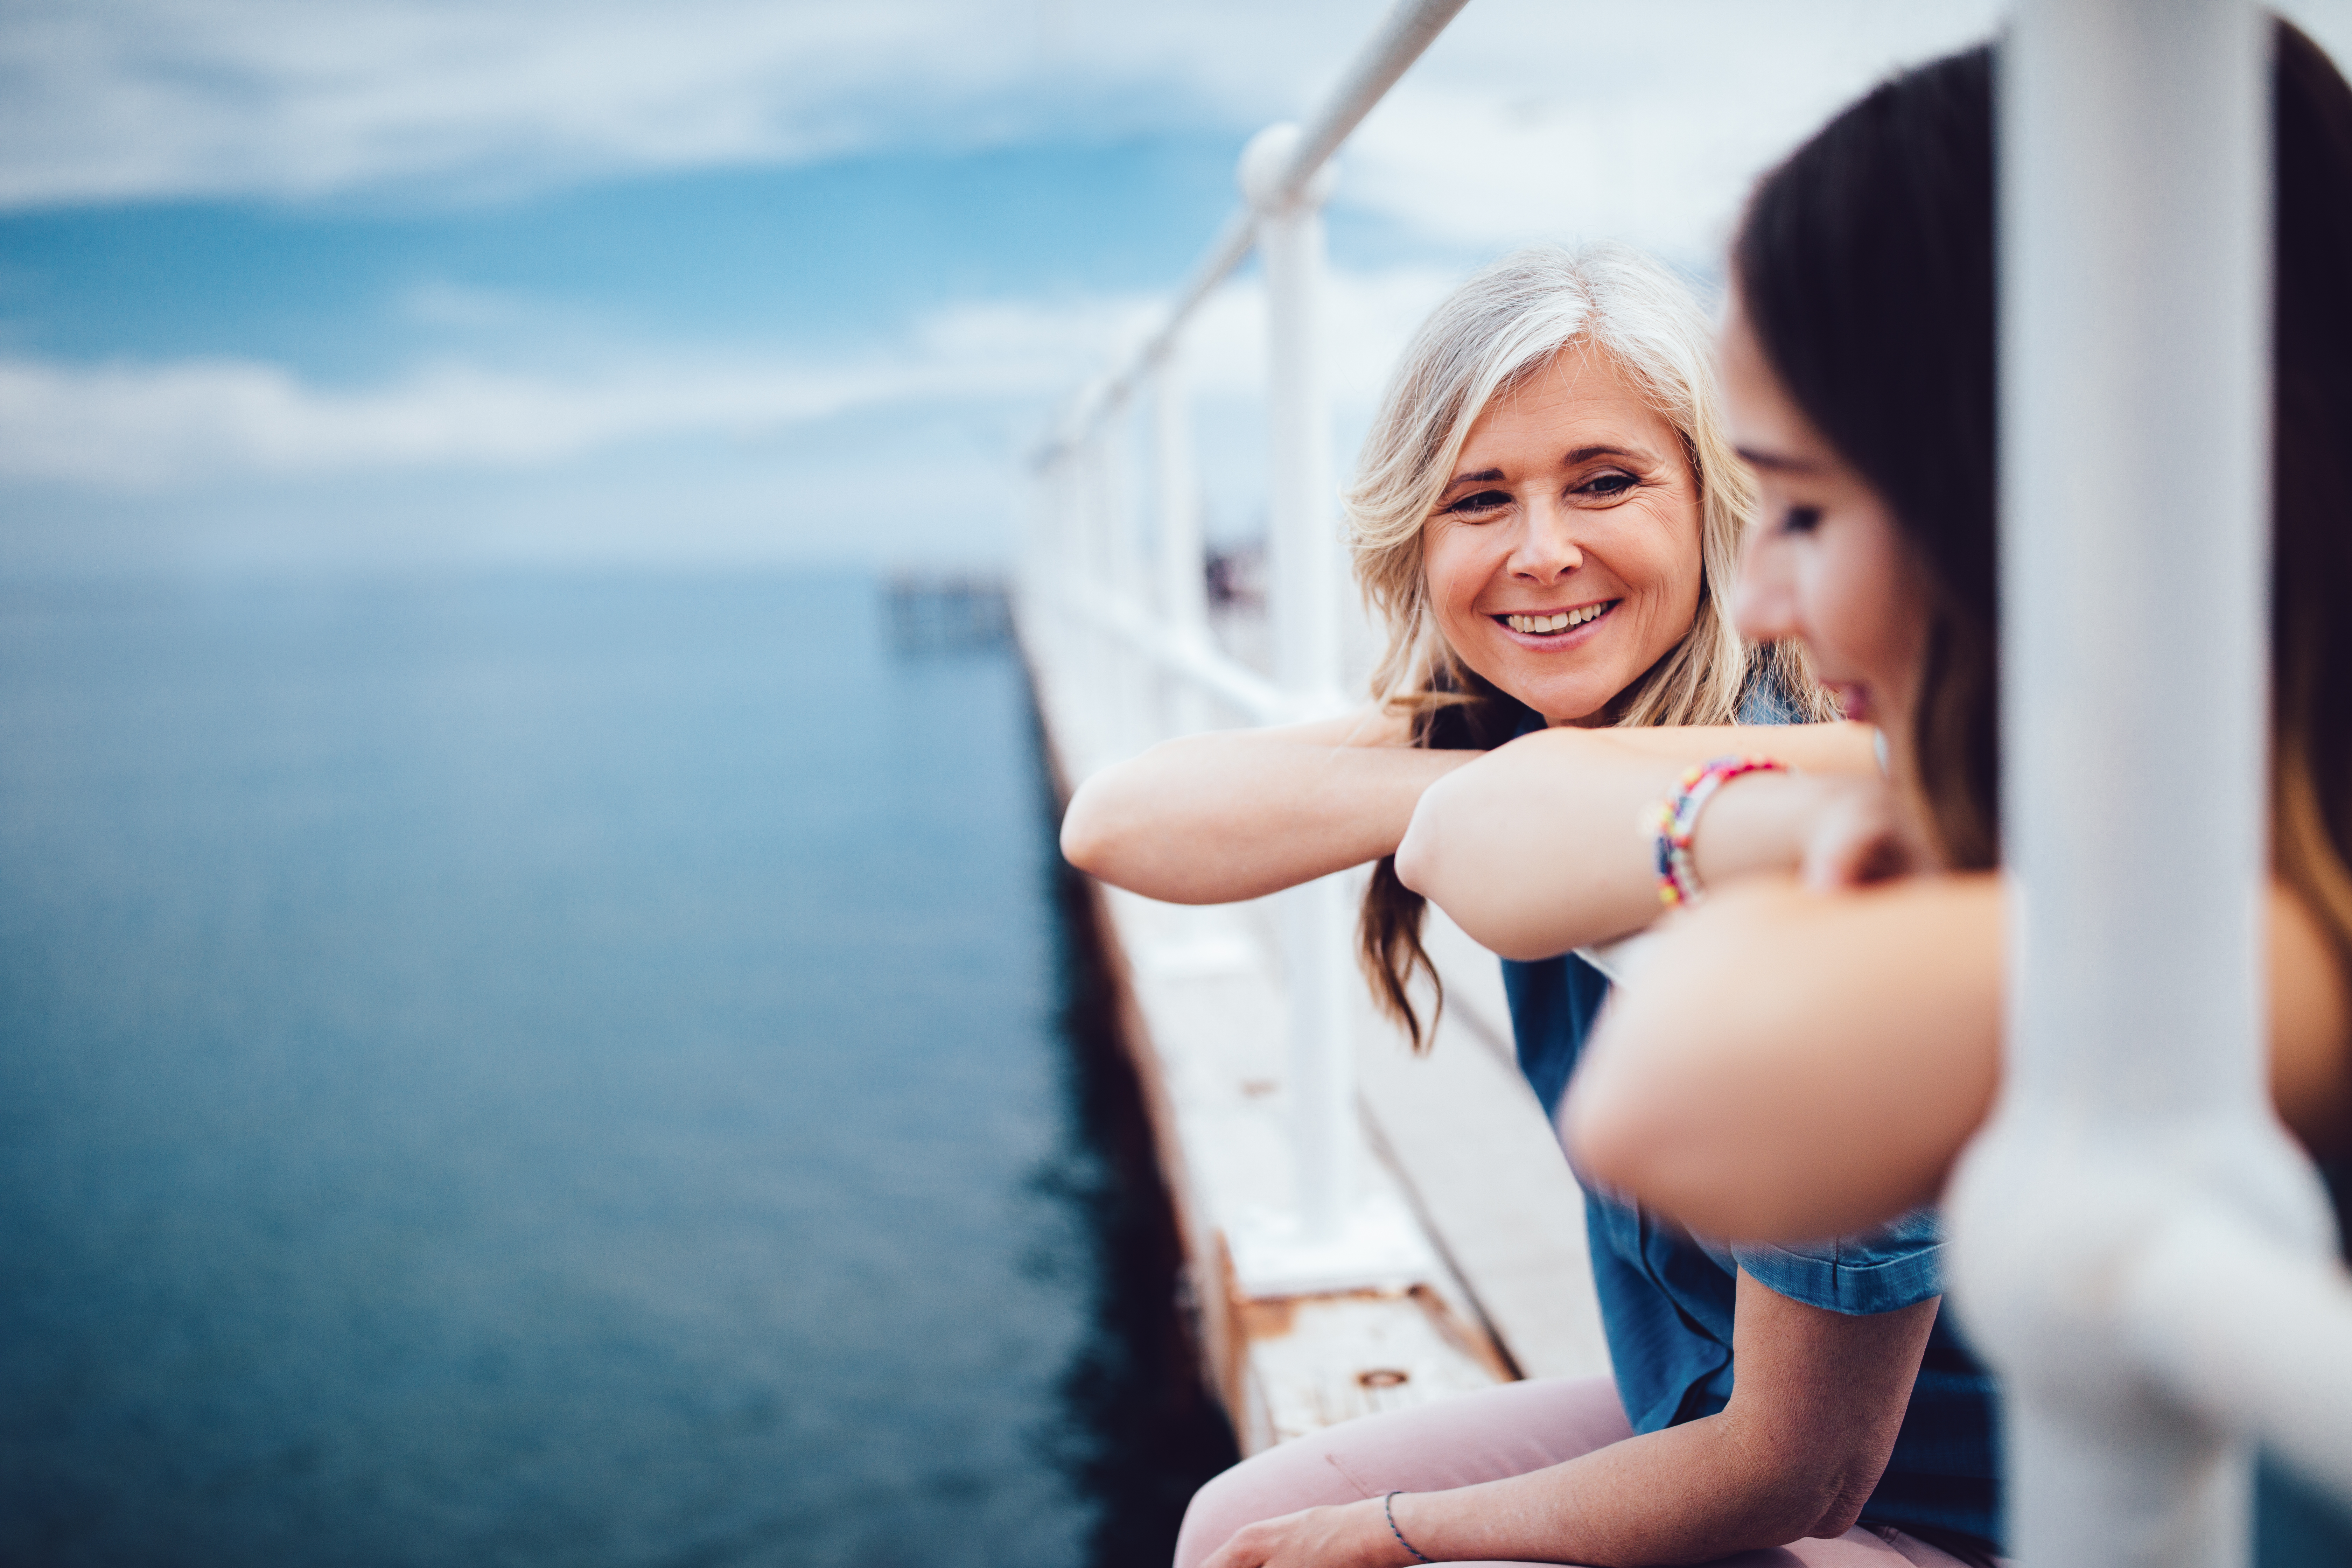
[1344,1,2010,264]
[0,0,1363,206]
[9,0,2351,246]
[14,0,2350,275]
[0,255,1497,491]
[0,290,1166,487]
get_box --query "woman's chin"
[1505,669,1617,728]
[1461,659,1620,728]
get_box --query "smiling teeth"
[1507,603,1610,634]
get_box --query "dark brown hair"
[1731,22,2352,961]
[1734,45,2000,869]
[2272,20,2352,971]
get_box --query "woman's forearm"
[1205,1274,1932,1568]
[1377,1409,1863,1566]
[1567,876,2352,1243]
[1382,1275,1930,1566]
[1396,721,1877,960]
[1059,709,1469,904]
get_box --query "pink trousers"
[1172,1377,1984,1568]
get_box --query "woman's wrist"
[1687,771,1829,889]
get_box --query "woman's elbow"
[1559,1063,1670,1196]
[1058,777,1127,880]
[1392,791,1441,897]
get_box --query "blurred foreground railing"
[1953,2,2352,1564]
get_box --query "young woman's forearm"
[1568,877,2352,1244]
[1396,721,1878,960]
[1058,709,1469,904]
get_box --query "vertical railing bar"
[1953,5,2335,1566]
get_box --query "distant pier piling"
[882,573,1012,656]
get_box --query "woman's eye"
[1576,471,1638,499]
[1782,505,1823,534]
[1444,490,1512,517]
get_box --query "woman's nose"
[1507,497,1584,581]
[1731,532,1798,643]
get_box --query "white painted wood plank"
[1357,931,1614,1385]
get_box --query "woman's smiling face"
[1421,346,1706,727]
[1718,295,1930,734]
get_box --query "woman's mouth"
[1494,600,1618,638]
[1826,681,1875,723]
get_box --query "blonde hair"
[1348,243,1830,1044]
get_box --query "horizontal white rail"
[2124,1200,2352,1497]
[1050,586,1292,725]
[1036,0,1470,462]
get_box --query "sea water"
[0,571,1230,1568]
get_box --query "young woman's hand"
[1787,772,1938,889]
[1681,766,1928,898]
[1197,1498,1411,1568]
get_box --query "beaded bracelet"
[1644,755,1789,908]
[1382,1491,1435,1564]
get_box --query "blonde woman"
[1062,243,1850,1081]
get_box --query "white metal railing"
[1029,0,2352,1556]
[1951,1,2352,1563]
[1023,0,1472,1280]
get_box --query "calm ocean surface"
[0,571,1231,1568]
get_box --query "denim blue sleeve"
[1723,1206,1949,1315]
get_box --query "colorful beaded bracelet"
[1644,755,1790,908]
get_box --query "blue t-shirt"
[1505,952,2004,1555]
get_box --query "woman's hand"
[1198,1497,1409,1568]
[1786,772,1938,890]
[1678,766,1933,902]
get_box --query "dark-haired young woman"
[1403,18,2352,1568]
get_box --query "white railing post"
[1948,4,2337,1564]
[1241,121,1352,1242]
[1076,428,1118,750]
[1152,348,1213,740]
[1096,393,1150,755]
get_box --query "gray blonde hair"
[1350,243,1829,1046]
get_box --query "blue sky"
[5,0,2344,578]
